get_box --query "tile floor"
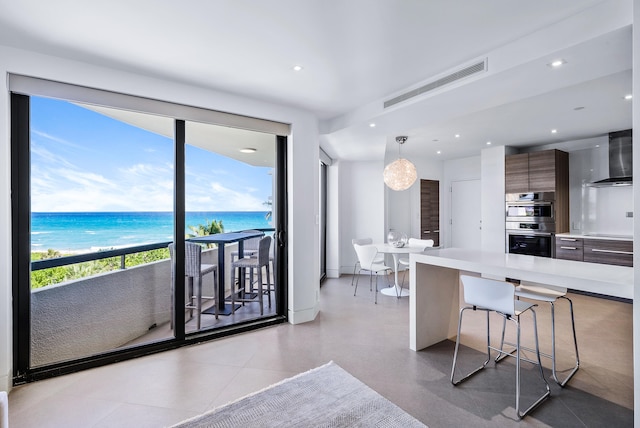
[7,274,634,427]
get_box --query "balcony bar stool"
[248,233,276,308]
[231,230,264,261]
[497,281,580,387]
[168,242,218,330]
[231,236,271,315]
[351,238,384,287]
[353,243,392,304]
[451,275,550,419]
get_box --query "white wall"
[325,161,341,279]
[0,45,320,392]
[442,156,481,248]
[481,146,510,252]
[338,160,386,274]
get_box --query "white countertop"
[556,233,633,241]
[411,248,633,299]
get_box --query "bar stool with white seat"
[498,281,580,387]
[451,275,550,419]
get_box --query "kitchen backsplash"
[580,185,633,235]
[569,145,633,236]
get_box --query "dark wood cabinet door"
[505,153,529,193]
[528,151,557,192]
[420,179,439,246]
[583,239,633,267]
[555,237,583,261]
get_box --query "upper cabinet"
[505,149,568,193]
[505,153,529,193]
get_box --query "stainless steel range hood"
[588,129,632,187]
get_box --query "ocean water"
[31,211,272,252]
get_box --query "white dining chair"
[353,243,392,304]
[497,280,580,387]
[451,275,550,419]
[398,238,434,288]
[351,238,384,287]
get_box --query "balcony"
[30,241,276,368]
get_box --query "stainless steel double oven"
[505,192,555,258]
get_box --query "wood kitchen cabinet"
[583,239,633,267]
[556,236,633,267]
[420,179,439,246]
[505,153,529,193]
[555,236,584,261]
[505,149,568,194]
[506,149,570,234]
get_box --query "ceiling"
[0,0,633,162]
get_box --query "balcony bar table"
[190,231,264,315]
[375,243,427,298]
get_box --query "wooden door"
[420,179,440,246]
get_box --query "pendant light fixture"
[383,136,417,191]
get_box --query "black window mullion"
[274,135,288,316]
[173,120,186,340]
[11,93,31,379]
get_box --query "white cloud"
[32,129,84,150]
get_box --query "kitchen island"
[409,248,633,351]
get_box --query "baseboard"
[325,269,340,279]
[288,302,319,324]
[0,372,9,393]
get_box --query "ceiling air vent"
[384,59,488,109]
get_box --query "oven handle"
[506,231,553,237]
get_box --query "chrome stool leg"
[551,296,580,386]
[497,296,580,387]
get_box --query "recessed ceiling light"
[293,65,303,71]
[436,150,441,154]
[486,141,491,145]
[624,94,632,100]
[551,129,557,134]
[548,59,566,68]
[595,145,600,148]
[369,123,376,128]
[454,134,460,138]
[240,148,257,153]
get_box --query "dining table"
[190,230,265,315]
[375,243,428,298]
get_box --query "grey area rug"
[171,361,427,428]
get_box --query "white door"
[451,180,481,249]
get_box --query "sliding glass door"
[11,78,288,382]
[27,97,176,368]
[182,120,278,332]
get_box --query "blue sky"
[30,96,273,212]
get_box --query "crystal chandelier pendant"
[383,136,417,191]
